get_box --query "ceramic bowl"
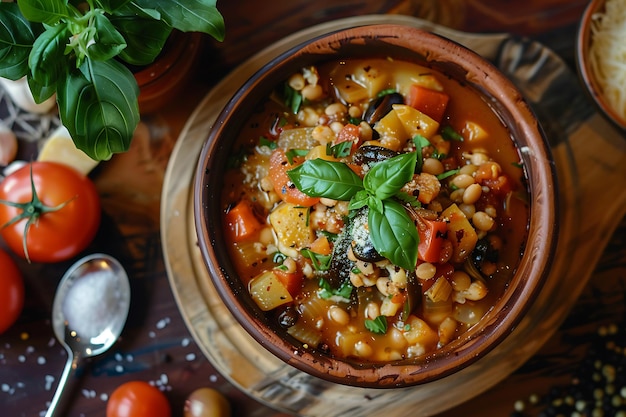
[194,24,557,388]
[576,0,626,131]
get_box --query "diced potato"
[374,110,408,150]
[392,104,440,139]
[305,144,338,162]
[277,127,318,150]
[333,78,370,103]
[352,64,390,98]
[232,240,267,268]
[269,202,313,258]
[248,270,293,311]
[402,315,439,350]
[441,203,478,263]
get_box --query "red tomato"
[0,162,100,263]
[0,248,24,334]
[268,149,320,207]
[107,381,171,417]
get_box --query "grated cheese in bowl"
[587,0,626,124]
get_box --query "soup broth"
[220,58,529,362]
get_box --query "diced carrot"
[309,235,332,256]
[406,84,449,123]
[273,268,304,296]
[333,123,362,154]
[224,199,263,243]
[417,218,448,263]
[268,148,320,207]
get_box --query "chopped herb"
[273,251,287,263]
[318,278,353,300]
[376,88,397,98]
[301,248,332,271]
[319,230,338,242]
[365,315,388,334]
[437,168,460,180]
[285,149,309,165]
[403,323,411,331]
[274,264,288,272]
[348,117,362,125]
[413,134,431,172]
[283,83,303,114]
[326,141,353,158]
[441,125,464,141]
[512,161,524,168]
[351,267,361,274]
[259,136,277,149]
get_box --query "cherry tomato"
[0,248,24,334]
[107,381,171,417]
[0,161,100,263]
[184,388,231,417]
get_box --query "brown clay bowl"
[576,0,626,131]
[194,24,557,388]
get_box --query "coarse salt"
[62,270,126,340]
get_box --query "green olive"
[183,388,231,417]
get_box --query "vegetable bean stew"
[220,58,529,363]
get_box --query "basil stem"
[287,159,363,200]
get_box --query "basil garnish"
[365,315,388,334]
[288,152,420,271]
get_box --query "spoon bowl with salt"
[46,253,131,417]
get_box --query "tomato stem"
[0,164,74,262]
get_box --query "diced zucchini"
[248,270,293,311]
[269,202,313,258]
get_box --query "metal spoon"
[45,253,131,417]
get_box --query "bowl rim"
[194,23,558,388]
[576,0,626,131]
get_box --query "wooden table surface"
[2,1,625,416]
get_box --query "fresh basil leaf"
[441,125,464,141]
[367,195,383,214]
[29,24,71,85]
[348,189,369,211]
[365,315,388,334]
[26,76,57,103]
[133,0,225,41]
[96,0,132,13]
[88,13,127,61]
[301,248,332,271]
[368,199,418,271]
[288,159,364,201]
[0,3,37,80]
[110,16,170,66]
[17,0,68,25]
[363,152,416,200]
[57,58,139,161]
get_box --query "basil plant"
[0,0,225,161]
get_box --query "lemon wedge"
[38,126,99,175]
